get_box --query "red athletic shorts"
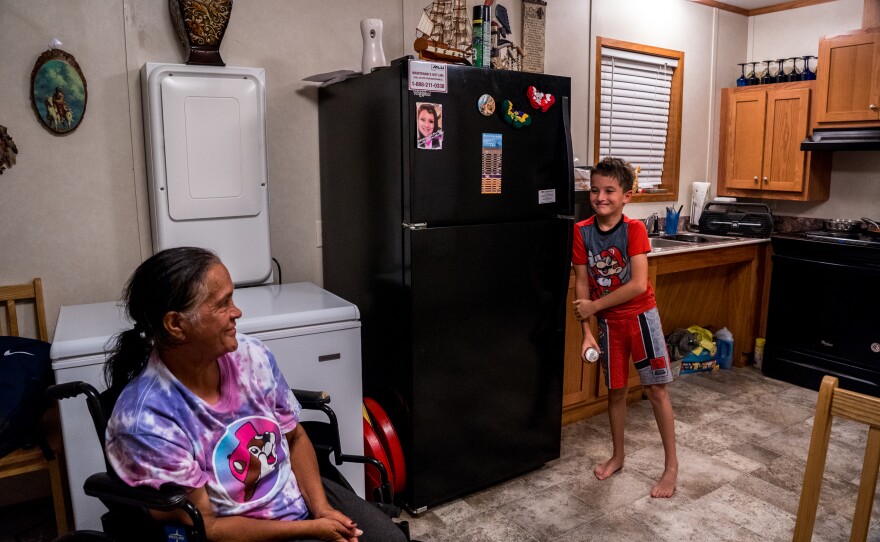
[597,307,672,390]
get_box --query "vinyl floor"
[3,367,878,541]
[401,366,880,542]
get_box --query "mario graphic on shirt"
[588,247,626,297]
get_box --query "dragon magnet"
[527,86,556,112]
[501,100,531,128]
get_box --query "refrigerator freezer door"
[405,63,573,226]
[402,218,571,509]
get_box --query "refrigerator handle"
[561,96,574,212]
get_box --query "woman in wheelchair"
[102,247,406,542]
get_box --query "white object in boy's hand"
[583,347,599,363]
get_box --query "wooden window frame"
[594,37,684,203]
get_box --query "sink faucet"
[646,213,659,235]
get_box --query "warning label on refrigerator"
[481,133,502,194]
[538,189,556,204]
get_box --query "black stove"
[763,231,880,396]
[802,230,880,247]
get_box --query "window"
[594,37,684,202]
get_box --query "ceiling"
[719,0,796,8]
[690,0,842,15]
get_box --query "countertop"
[646,234,769,257]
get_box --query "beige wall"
[0,0,875,338]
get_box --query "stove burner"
[804,230,880,246]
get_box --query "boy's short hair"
[591,157,636,192]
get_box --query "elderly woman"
[103,247,406,542]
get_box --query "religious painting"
[30,48,88,135]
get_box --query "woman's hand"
[311,507,361,541]
[573,298,597,320]
[309,516,362,541]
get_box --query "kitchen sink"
[664,233,711,243]
[649,238,690,249]
[648,232,744,251]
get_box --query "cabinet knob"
[763,177,768,184]
[870,104,879,111]
[753,176,759,183]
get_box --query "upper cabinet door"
[762,87,810,192]
[723,90,767,191]
[816,32,880,124]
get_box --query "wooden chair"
[0,278,69,535]
[793,375,880,542]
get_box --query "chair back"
[0,278,48,340]
[793,375,880,541]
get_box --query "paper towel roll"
[691,182,710,225]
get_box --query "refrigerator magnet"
[501,100,531,128]
[527,86,556,112]
[477,94,495,116]
[416,102,443,150]
[481,133,502,195]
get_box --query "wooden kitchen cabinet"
[562,269,642,425]
[815,29,880,125]
[718,82,831,201]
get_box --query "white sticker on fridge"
[409,61,448,93]
[538,189,556,204]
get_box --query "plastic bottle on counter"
[754,338,765,369]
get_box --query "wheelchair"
[48,381,413,542]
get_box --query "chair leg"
[793,376,837,542]
[850,426,880,542]
[48,456,70,535]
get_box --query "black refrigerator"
[318,57,573,512]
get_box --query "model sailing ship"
[413,0,471,63]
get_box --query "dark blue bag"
[0,336,53,458]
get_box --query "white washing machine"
[51,283,364,531]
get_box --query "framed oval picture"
[30,48,87,135]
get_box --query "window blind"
[599,47,679,188]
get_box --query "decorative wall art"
[30,48,87,135]
[521,0,547,73]
[170,0,234,66]
[0,125,18,174]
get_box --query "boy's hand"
[573,298,597,320]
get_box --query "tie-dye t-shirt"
[105,334,309,521]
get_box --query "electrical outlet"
[316,220,323,247]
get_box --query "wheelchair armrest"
[84,473,189,511]
[292,388,331,409]
[85,473,207,540]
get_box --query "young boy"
[572,157,678,498]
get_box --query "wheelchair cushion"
[363,397,406,494]
[362,417,393,502]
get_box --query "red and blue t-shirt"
[572,215,656,319]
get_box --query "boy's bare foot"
[594,456,624,480]
[651,466,678,498]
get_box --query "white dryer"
[141,63,272,285]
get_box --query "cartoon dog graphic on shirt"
[589,247,626,296]
[228,421,278,501]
